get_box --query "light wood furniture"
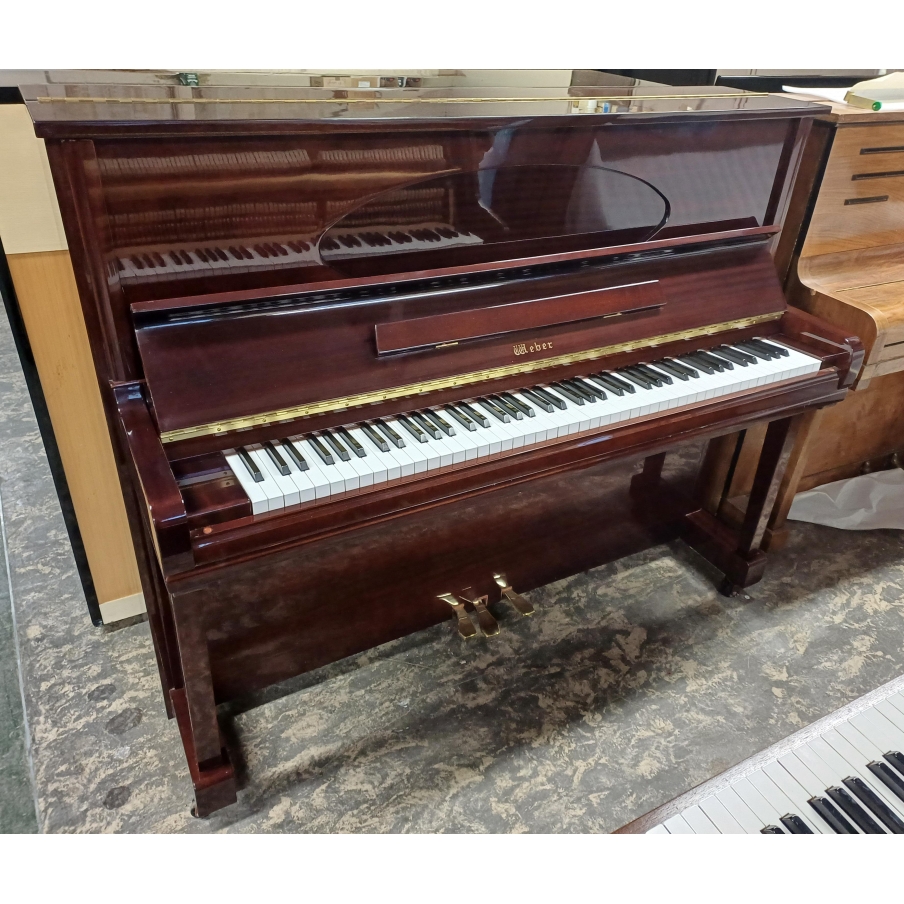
[717,100,904,548]
[0,103,144,622]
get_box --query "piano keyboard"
[112,224,481,284]
[632,675,904,834]
[221,338,820,516]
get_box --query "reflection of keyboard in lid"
[111,237,321,284]
[319,223,483,259]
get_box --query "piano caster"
[459,588,500,637]
[493,573,534,617]
[719,577,742,598]
[437,593,478,639]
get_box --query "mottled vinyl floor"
[1,304,903,833]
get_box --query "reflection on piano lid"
[618,673,904,834]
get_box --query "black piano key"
[561,379,597,402]
[478,397,511,423]
[322,430,352,461]
[710,347,750,367]
[619,369,653,390]
[592,372,635,395]
[238,447,264,483]
[445,405,477,431]
[843,776,904,833]
[808,796,858,834]
[458,401,490,427]
[531,386,567,410]
[307,434,335,465]
[636,363,670,385]
[280,440,309,471]
[869,760,904,805]
[412,411,441,439]
[398,415,429,443]
[883,751,904,777]
[721,344,758,365]
[423,409,455,436]
[337,427,367,457]
[374,419,406,448]
[651,360,689,381]
[826,786,886,833]
[491,395,524,420]
[695,349,732,371]
[359,422,390,452]
[263,440,291,476]
[780,814,814,834]
[761,825,786,834]
[680,354,715,375]
[520,388,555,412]
[572,377,605,400]
[735,340,776,361]
[500,392,535,417]
[752,337,789,358]
[550,382,584,405]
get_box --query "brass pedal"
[493,573,534,616]
[459,587,499,637]
[438,593,477,639]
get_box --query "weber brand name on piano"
[514,340,553,356]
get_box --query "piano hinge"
[159,312,782,444]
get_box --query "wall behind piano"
[0,102,144,623]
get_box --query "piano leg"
[171,598,237,817]
[684,415,803,596]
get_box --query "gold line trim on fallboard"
[35,93,769,106]
[159,313,782,444]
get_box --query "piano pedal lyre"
[437,593,477,640]
[458,587,500,637]
[493,573,534,617]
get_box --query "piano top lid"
[22,83,829,138]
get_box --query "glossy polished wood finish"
[28,83,856,817]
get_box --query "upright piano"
[24,82,862,816]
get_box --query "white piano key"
[711,784,771,833]
[662,814,696,834]
[681,805,721,833]
[647,824,670,834]
[252,446,301,508]
[285,439,333,500]
[874,699,904,735]
[729,776,790,829]
[884,691,904,720]
[697,795,747,833]
[850,706,904,754]
[347,427,390,484]
[747,768,826,833]
[298,438,347,495]
[760,760,831,832]
[244,446,286,512]
[224,450,268,515]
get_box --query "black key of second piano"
[710,347,750,367]
[780,814,814,834]
[720,344,758,365]
[752,337,789,358]
[680,354,715,375]
[264,440,291,476]
[531,386,566,410]
[808,796,857,834]
[636,363,670,385]
[843,776,904,833]
[651,360,689,381]
[735,340,776,362]
[280,440,309,471]
[562,379,597,402]
[664,358,698,378]
[760,825,785,834]
[572,377,605,400]
[883,751,904,777]
[826,786,885,833]
[590,372,633,395]
[695,349,732,371]
[238,447,264,482]
[869,760,904,804]
[619,369,653,390]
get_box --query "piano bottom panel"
[189,442,704,703]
